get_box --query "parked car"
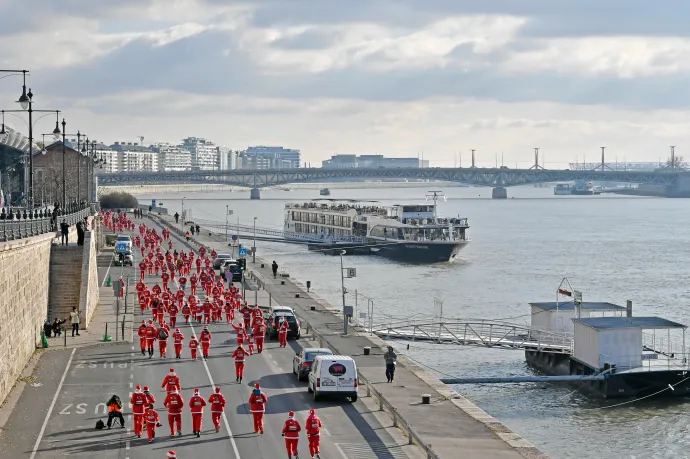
[307,355,358,402]
[267,312,300,340]
[293,347,331,381]
[213,254,233,269]
[223,260,243,282]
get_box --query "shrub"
[100,192,139,209]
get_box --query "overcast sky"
[0,0,686,167]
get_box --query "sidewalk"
[154,213,548,459]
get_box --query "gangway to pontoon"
[372,318,574,354]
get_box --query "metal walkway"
[193,218,368,245]
[373,319,574,354]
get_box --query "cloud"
[0,0,689,166]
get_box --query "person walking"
[163,388,184,437]
[106,394,125,429]
[384,345,397,383]
[248,383,267,434]
[174,212,179,224]
[69,307,80,337]
[60,219,69,245]
[282,411,302,459]
[272,261,278,279]
[145,404,160,443]
[208,387,226,433]
[189,388,207,438]
[305,409,323,459]
[130,385,148,438]
[231,345,250,383]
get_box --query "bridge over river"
[97,167,690,198]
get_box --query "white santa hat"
[169,368,176,375]
[167,451,177,458]
[288,411,295,419]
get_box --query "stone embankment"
[0,218,101,408]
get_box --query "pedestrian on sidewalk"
[70,307,80,337]
[384,346,397,383]
[272,261,278,279]
[60,219,69,245]
[174,212,179,224]
[52,317,67,337]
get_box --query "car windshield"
[116,236,130,241]
[275,315,296,323]
[228,266,242,273]
[304,351,330,361]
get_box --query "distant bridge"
[97,167,687,188]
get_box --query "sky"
[0,0,687,168]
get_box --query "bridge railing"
[0,207,91,242]
[373,317,574,353]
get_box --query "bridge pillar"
[250,187,261,200]
[492,187,507,199]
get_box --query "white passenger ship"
[283,192,469,263]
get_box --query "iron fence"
[0,207,91,242]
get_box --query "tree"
[666,155,686,169]
[100,192,138,209]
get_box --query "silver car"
[293,348,331,381]
[213,254,233,269]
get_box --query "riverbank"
[98,183,245,196]
[152,212,548,459]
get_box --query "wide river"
[134,185,690,459]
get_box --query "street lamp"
[253,217,257,263]
[340,250,349,334]
[181,196,186,228]
[61,119,66,209]
[61,125,87,210]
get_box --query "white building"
[110,141,159,172]
[154,143,192,171]
[182,137,219,170]
[93,143,119,174]
[218,146,237,170]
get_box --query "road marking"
[101,254,114,286]
[189,320,242,459]
[334,442,352,459]
[126,440,131,450]
[29,348,76,459]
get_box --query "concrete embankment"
[153,213,548,459]
[0,215,102,408]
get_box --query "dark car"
[293,347,331,381]
[223,261,243,282]
[267,312,300,340]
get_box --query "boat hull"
[369,240,468,263]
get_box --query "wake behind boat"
[283,191,469,263]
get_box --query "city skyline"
[1,1,690,168]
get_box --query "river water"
[134,186,690,459]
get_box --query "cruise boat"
[554,184,572,195]
[283,192,470,263]
[571,180,599,195]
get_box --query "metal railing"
[373,317,574,353]
[0,207,91,242]
[598,351,690,372]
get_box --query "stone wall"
[0,232,56,407]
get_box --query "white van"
[307,355,358,402]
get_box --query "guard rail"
[0,207,91,242]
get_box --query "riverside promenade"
[155,213,548,459]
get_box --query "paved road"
[0,215,415,459]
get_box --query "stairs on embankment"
[47,245,84,321]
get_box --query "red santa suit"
[208,388,226,433]
[189,336,199,360]
[161,369,181,394]
[139,261,147,281]
[137,321,147,355]
[172,329,184,359]
[130,386,147,437]
[231,346,250,382]
[224,302,234,323]
[200,328,212,360]
[248,384,268,434]
[306,409,323,458]
[278,319,289,347]
[202,300,212,324]
[158,325,169,358]
[282,412,301,457]
[163,389,184,436]
[253,320,266,353]
[189,389,207,437]
[182,304,191,324]
[145,407,160,442]
[145,321,157,358]
[232,322,246,347]
[168,304,179,328]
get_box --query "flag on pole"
[558,288,572,297]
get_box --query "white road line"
[29,348,76,459]
[334,442,351,459]
[126,440,131,450]
[101,254,114,287]
[189,321,242,459]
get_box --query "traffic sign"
[346,268,356,278]
[115,242,128,254]
[232,235,238,241]
[238,247,247,257]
